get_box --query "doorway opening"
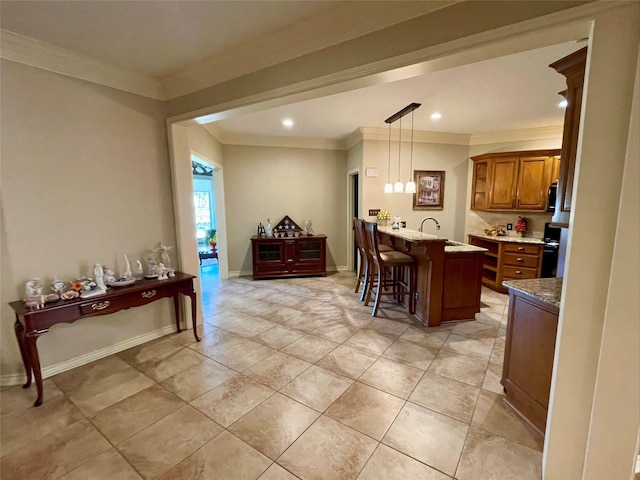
[347,168,360,273]
[192,155,221,288]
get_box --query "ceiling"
[1,1,587,140]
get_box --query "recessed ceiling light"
[430,112,442,120]
[557,99,568,108]
[282,118,294,128]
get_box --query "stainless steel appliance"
[541,223,561,277]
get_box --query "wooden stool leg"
[360,257,370,302]
[372,264,383,317]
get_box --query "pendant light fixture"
[384,123,393,193]
[383,103,421,193]
[405,109,417,194]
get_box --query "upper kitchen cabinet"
[470,149,561,212]
[549,47,587,228]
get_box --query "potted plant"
[207,228,217,252]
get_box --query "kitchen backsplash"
[466,211,553,239]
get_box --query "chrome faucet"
[419,217,441,232]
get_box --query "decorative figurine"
[257,223,265,236]
[135,260,144,279]
[122,254,132,279]
[25,278,43,297]
[305,219,314,235]
[154,243,174,270]
[265,219,273,237]
[157,262,169,280]
[51,277,66,296]
[94,264,107,290]
[103,266,117,284]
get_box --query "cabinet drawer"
[503,253,539,268]
[502,265,539,279]
[504,243,542,255]
[79,289,168,316]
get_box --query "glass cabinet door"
[258,243,282,261]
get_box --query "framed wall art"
[413,170,445,210]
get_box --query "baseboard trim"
[0,324,177,387]
[228,267,348,277]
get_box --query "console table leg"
[173,296,182,333]
[189,291,200,342]
[25,333,44,407]
[14,319,32,389]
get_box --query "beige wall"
[361,137,471,241]
[221,144,347,274]
[1,60,175,379]
[465,137,562,238]
[544,5,640,478]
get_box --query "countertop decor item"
[515,216,528,236]
[376,210,390,226]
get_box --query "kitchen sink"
[445,241,463,246]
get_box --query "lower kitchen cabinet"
[468,235,543,293]
[501,280,560,438]
[251,235,326,279]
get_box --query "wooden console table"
[9,272,199,407]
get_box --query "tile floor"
[1,270,544,479]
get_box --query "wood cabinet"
[441,250,484,321]
[471,159,490,210]
[502,284,560,437]
[470,149,561,212]
[550,47,587,227]
[251,235,326,279]
[468,235,543,293]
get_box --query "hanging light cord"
[410,110,414,177]
[397,117,402,182]
[387,123,391,182]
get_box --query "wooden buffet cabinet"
[251,235,326,279]
[468,235,543,293]
[470,149,560,212]
[501,278,561,438]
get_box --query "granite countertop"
[377,226,443,242]
[468,233,544,245]
[444,243,488,254]
[502,277,563,308]
[377,226,487,253]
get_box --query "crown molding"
[202,124,561,151]
[469,125,563,145]
[1,29,164,100]
[358,127,471,146]
[201,124,344,150]
[161,1,455,100]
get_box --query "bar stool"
[363,221,417,317]
[353,218,393,301]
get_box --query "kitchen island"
[377,226,487,327]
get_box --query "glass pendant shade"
[405,181,416,193]
[394,181,404,193]
[384,182,393,193]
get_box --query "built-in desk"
[9,272,199,407]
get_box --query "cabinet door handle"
[517,257,523,261]
[141,290,156,299]
[92,301,110,311]
[518,247,525,251]
[516,270,522,274]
